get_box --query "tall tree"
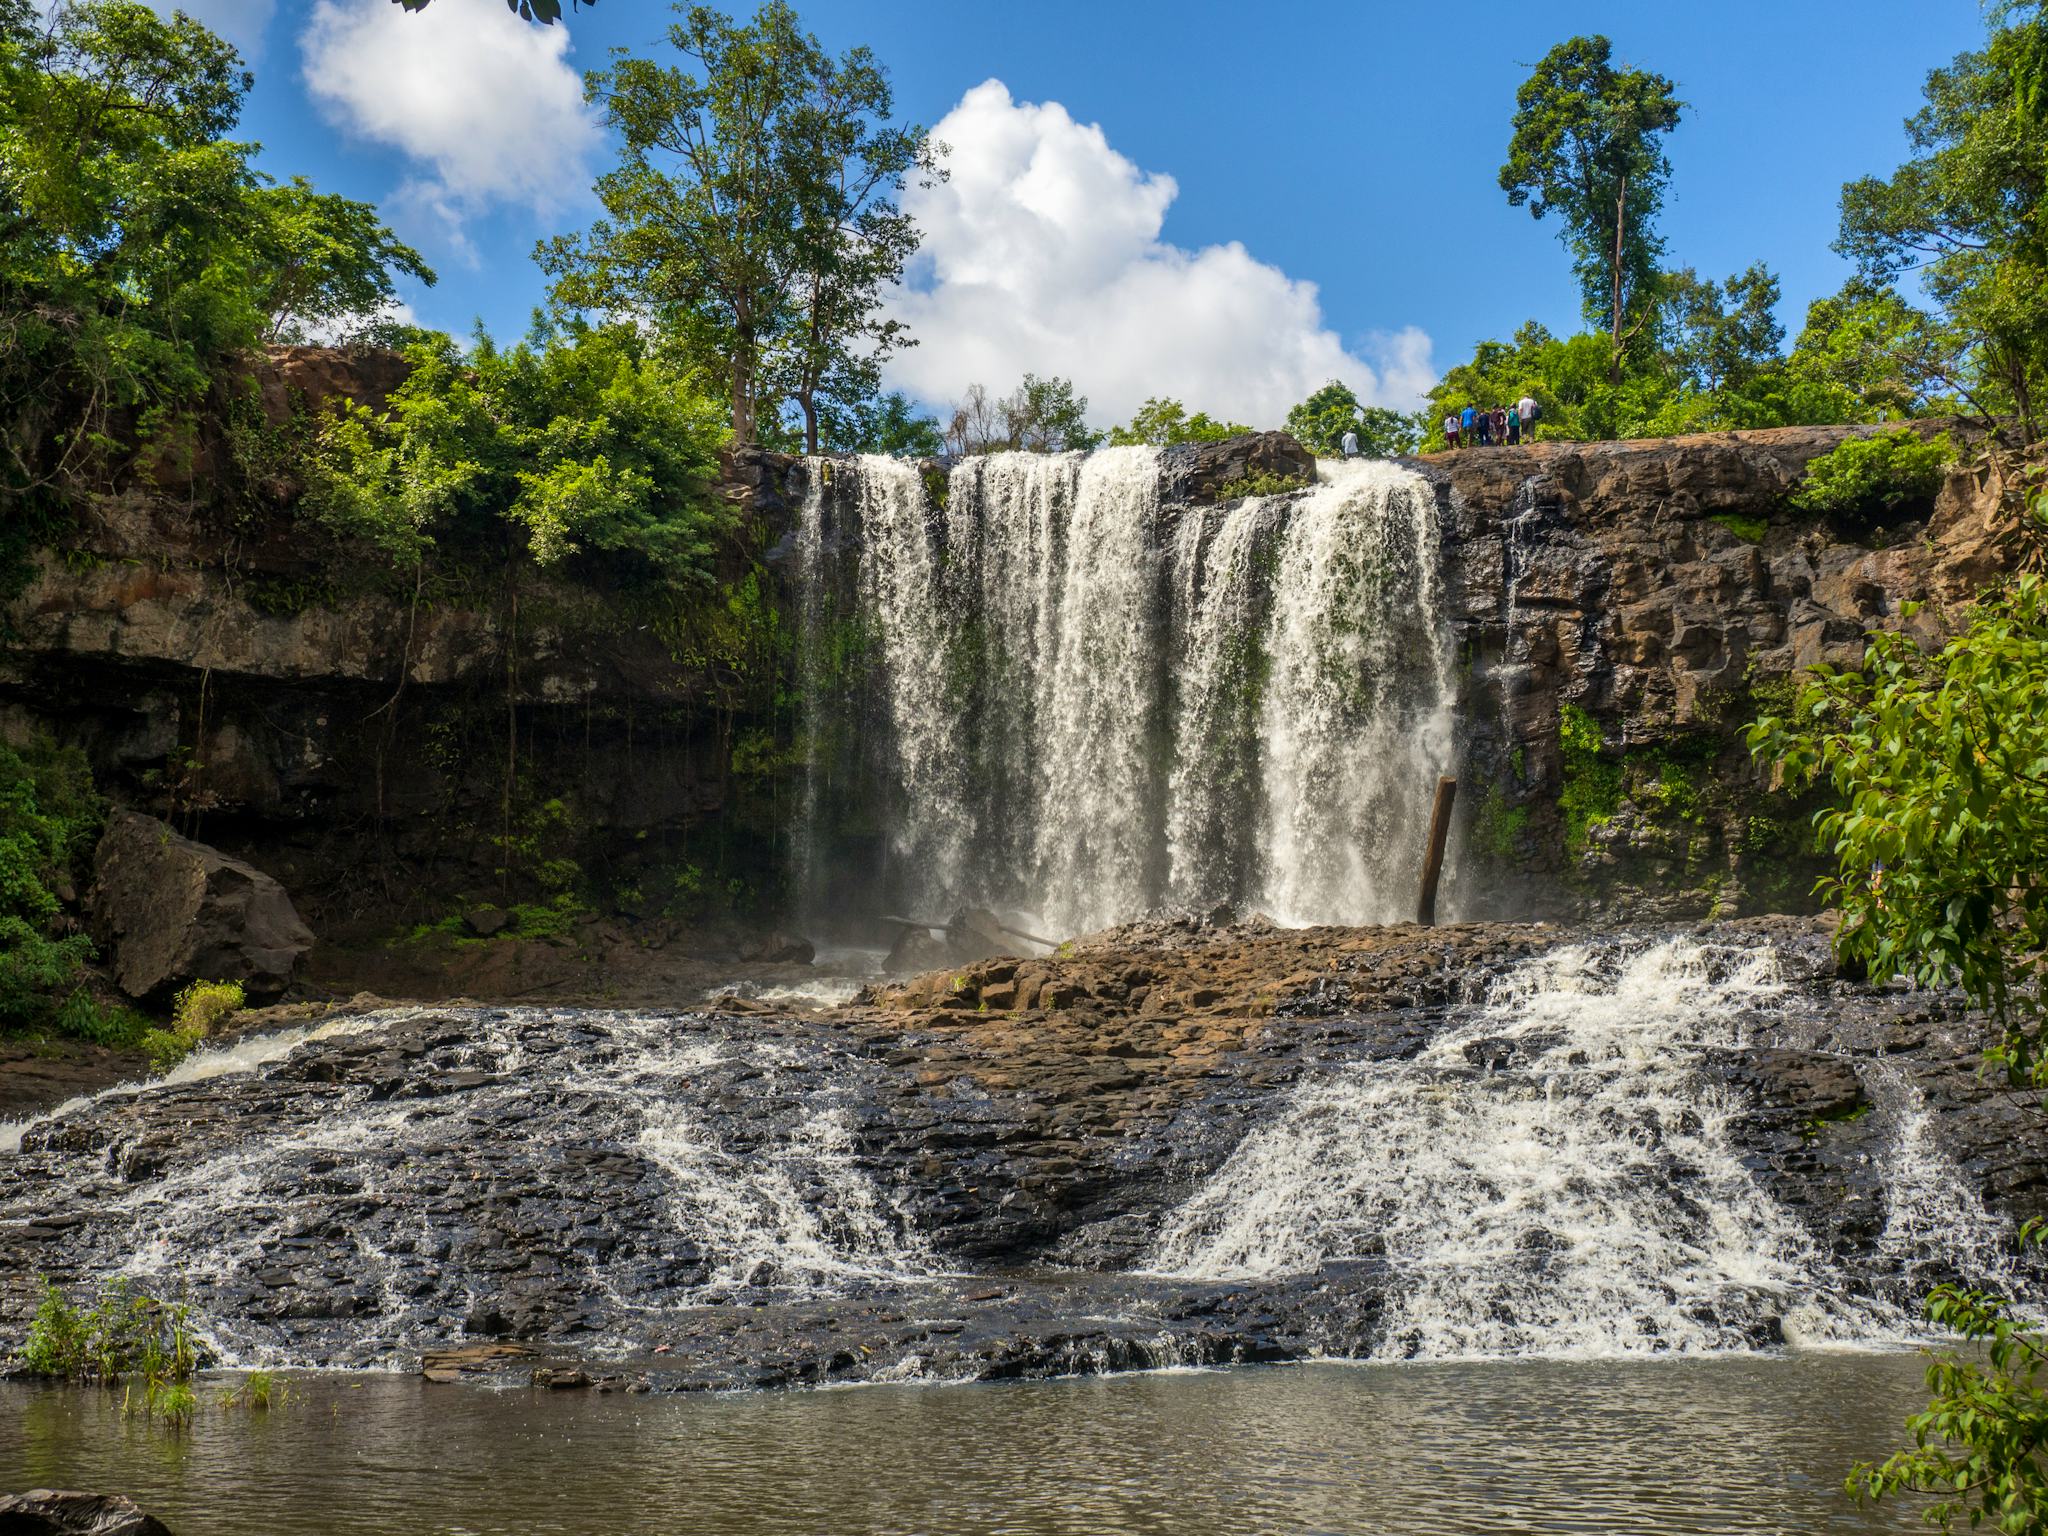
[1659,263,1784,395]
[1500,36,1683,379]
[1285,381,1418,458]
[944,375,1101,455]
[540,3,929,448]
[1836,6,2048,440]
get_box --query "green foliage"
[1558,702,1623,856]
[1710,512,1768,544]
[0,735,102,1033]
[1283,381,1418,458]
[1214,471,1313,500]
[309,325,732,581]
[1837,9,2048,439]
[22,1277,200,1391]
[827,390,943,457]
[173,979,244,1035]
[0,1,432,501]
[1472,784,1530,860]
[1750,573,2048,1530]
[944,374,1104,455]
[135,979,241,1070]
[1500,36,1684,351]
[1852,1285,2048,1533]
[1789,429,1956,519]
[1107,397,1251,447]
[539,1,930,448]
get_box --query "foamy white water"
[1146,940,2011,1359]
[797,451,1456,934]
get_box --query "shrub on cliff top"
[308,324,732,585]
[1790,429,1955,520]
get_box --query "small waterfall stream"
[795,450,1458,933]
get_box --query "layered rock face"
[0,350,2010,952]
[1417,424,2007,918]
[0,348,806,946]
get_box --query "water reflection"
[2,1355,1940,1535]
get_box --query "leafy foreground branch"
[1751,571,2048,1531]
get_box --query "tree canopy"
[1105,397,1250,447]
[945,375,1103,455]
[539,2,932,449]
[1500,35,1683,371]
[0,0,432,502]
[1283,381,1418,458]
[1836,7,2048,440]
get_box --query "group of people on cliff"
[1445,397,1538,448]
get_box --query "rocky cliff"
[1,349,810,983]
[0,348,2011,989]
[1417,423,2007,920]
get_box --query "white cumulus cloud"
[299,0,601,259]
[885,80,1433,429]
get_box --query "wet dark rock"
[1160,432,1316,506]
[2,918,2045,1393]
[0,1490,178,1536]
[740,933,815,965]
[88,810,312,1002]
[463,908,510,938]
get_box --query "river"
[3,1353,1941,1534]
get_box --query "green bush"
[173,979,244,1034]
[137,979,243,1069]
[0,735,103,1032]
[308,324,733,584]
[1789,429,1955,518]
[22,1277,200,1388]
[1558,703,1623,857]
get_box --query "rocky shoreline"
[4,915,2043,1395]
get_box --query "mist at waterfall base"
[790,451,1457,938]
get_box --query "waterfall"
[800,451,1457,934]
[1144,939,2015,1359]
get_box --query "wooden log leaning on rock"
[1416,776,1457,926]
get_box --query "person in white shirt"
[1445,413,1461,449]
[1340,428,1359,458]
[1517,396,1538,439]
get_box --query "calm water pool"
[1,1352,1947,1534]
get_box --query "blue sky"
[204,0,1990,425]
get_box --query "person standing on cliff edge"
[1518,394,1538,441]
[1341,427,1359,458]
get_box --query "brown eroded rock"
[88,810,313,1002]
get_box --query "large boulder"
[88,811,313,1002]
[1159,431,1317,505]
[0,1490,177,1536]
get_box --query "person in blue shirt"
[1460,404,1476,446]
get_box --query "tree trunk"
[1611,172,1628,386]
[731,311,757,445]
[801,392,819,456]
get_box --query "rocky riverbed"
[3,916,2043,1392]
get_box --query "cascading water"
[798,450,1457,934]
[1145,939,2020,1359]
[2,1008,932,1368]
